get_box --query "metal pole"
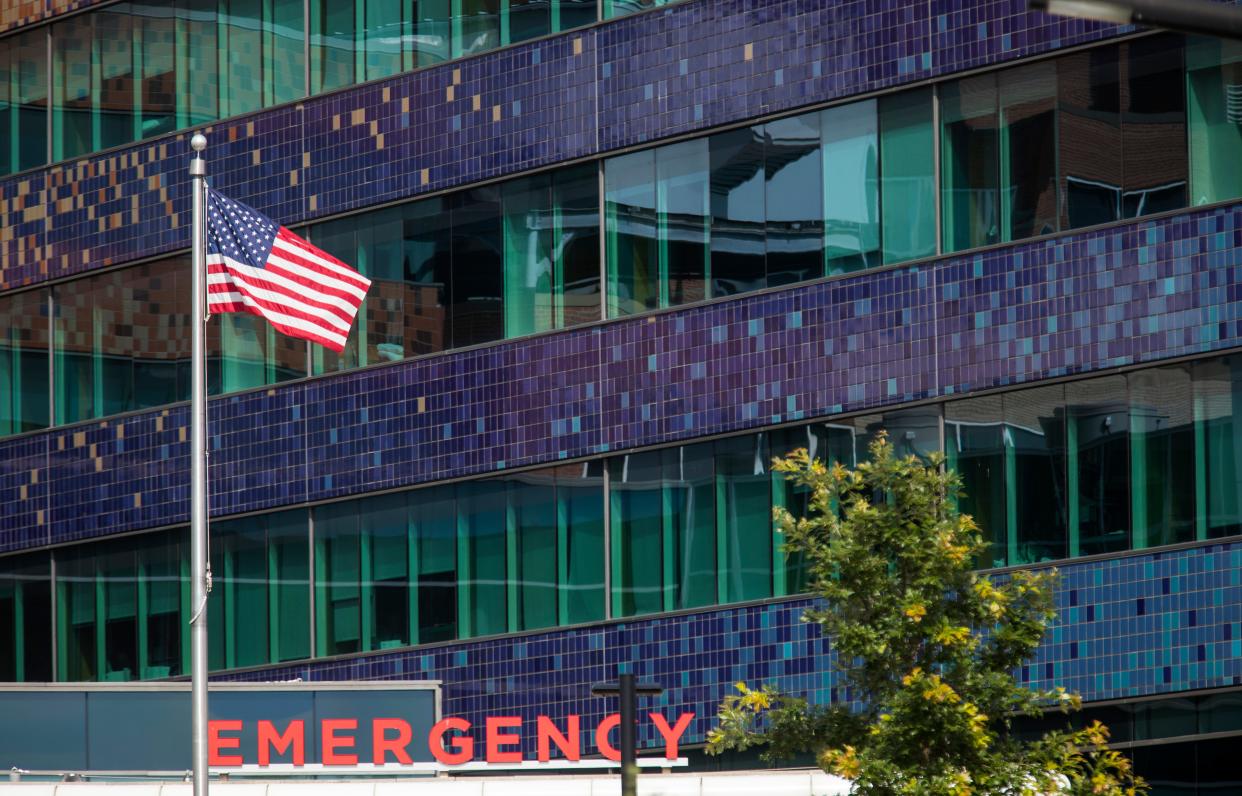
[619,673,636,796]
[189,132,209,796]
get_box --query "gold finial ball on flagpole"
[191,133,207,152]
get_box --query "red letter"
[322,719,358,765]
[258,720,305,766]
[428,717,474,766]
[485,716,523,763]
[650,712,694,760]
[372,718,414,765]
[595,714,621,762]
[208,720,243,766]
[537,715,580,762]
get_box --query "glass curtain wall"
[602,0,668,19]
[51,0,304,162]
[1187,37,1242,206]
[0,288,50,437]
[0,28,48,177]
[0,552,52,682]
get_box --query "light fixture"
[1028,0,1242,41]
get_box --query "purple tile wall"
[3,201,1241,550]
[0,0,1137,293]
[217,541,1242,752]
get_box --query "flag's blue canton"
[207,189,280,269]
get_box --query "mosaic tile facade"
[3,201,1241,552]
[0,0,1136,293]
[215,541,1242,752]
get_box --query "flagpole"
[189,132,210,796]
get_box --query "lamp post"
[591,673,664,796]
[1028,0,1242,40]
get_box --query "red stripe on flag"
[275,227,372,292]
[208,262,357,327]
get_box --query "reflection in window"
[765,114,824,285]
[709,126,767,298]
[1187,37,1242,206]
[941,74,1000,252]
[1000,62,1058,240]
[821,101,878,275]
[1068,376,1131,556]
[879,89,937,264]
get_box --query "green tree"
[707,434,1144,796]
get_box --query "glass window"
[659,139,711,306]
[609,450,666,617]
[821,100,878,275]
[765,113,823,286]
[606,148,658,317]
[1058,45,1124,230]
[57,544,98,681]
[1195,357,1242,539]
[0,28,48,176]
[555,163,603,327]
[1122,36,1187,217]
[556,460,605,625]
[366,0,406,81]
[455,0,500,58]
[709,126,767,298]
[602,0,665,19]
[941,74,1000,252]
[181,0,221,127]
[53,260,191,425]
[403,196,454,356]
[412,484,457,643]
[0,552,51,682]
[946,395,1009,568]
[138,4,178,139]
[502,173,557,338]
[1000,62,1058,240]
[0,288,49,438]
[311,0,357,93]
[451,187,505,348]
[52,14,103,161]
[716,434,772,603]
[412,1,452,67]
[1006,384,1068,563]
[314,501,363,656]
[878,88,936,263]
[1129,366,1195,548]
[208,311,307,395]
[1067,375,1131,556]
[508,0,550,44]
[509,472,558,630]
[458,480,507,637]
[664,442,717,610]
[1187,37,1242,206]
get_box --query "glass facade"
[4,352,1242,680]
[0,28,47,176]
[0,287,49,437]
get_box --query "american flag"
[206,188,370,353]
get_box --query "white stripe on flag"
[273,233,372,290]
[207,290,349,348]
[208,258,362,321]
[207,266,355,334]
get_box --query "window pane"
[53,14,97,160]
[1122,35,1187,217]
[558,460,604,624]
[1068,375,1130,556]
[557,0,596,30]
[0,29,48,176]
[879,88,936,263]
[822,100,879,275]
[502,173,556,338]
[57,547,97,681]
[716,434,772,602]
[451,188,504,348]
[509,0,550,44]
[458,480,507,637]
[413,484,457,643]
[709,126,766,297]
[1129,366,1195,548]
[0,288,49,438]
[412,0,451,67]
[605,149,658,317]
[311,0,356,93]
[658,138,710,305]
[404,196,454,355]
[269,0,306,105]
[610,451,665,617]
[138,5,178,139]
[1187,37,1242,206]
[664,443,716,610]
[603,0,664,19]
[139,532,187,679]
[181,0,220,126]
[511,472,558,630]
[1000,62,1058,240]
[54,260,191,425]
[1196,357,1242,538]
[208,306,307,394]
[456,0,500,58]
[363,492,410,649]
[555,163,602,327]
[941,73,1000,252]
[314,501,362,656]
[1006,384,1069,563]
[766,113,824,285]
[365,0,406,81]
[946,395,1008,568]
[1059,45,1123,230]
[97,8,137,151]
[209,516,271,670]
[0,552,51,682]
[101,541,139,681]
